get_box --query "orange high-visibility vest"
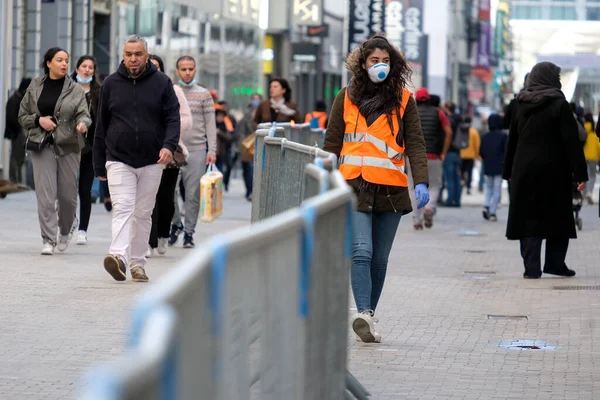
[340,88,412,187]
[304,111,328,129]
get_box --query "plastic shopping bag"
[200,164,223,223]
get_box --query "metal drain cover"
[487,315,528,320]
[553,286,600,291]
[459,230,483,237]
[464,250,487,254]
[464,271,496,275]
[498,340,558,351]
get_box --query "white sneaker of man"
[57,234,71,252]
[352,310,381,343]
[157,238,168,255]
[146,247,154,258]
[41,243,54,255]
[76,230,87,245]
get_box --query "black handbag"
[25,130,52,152]
[25,94,67,152]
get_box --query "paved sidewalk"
[348,199,600,399]
[0,179,252,400]
[1,177,599,399]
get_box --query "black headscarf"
[517,62,564,104]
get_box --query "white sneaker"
[157,238,168,255]
[76,230,87,245]
[146,247,154,258]
[41,243,54,255]
[352,311,381,343]
[57,234,71,252]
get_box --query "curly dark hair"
[346,34,412,116]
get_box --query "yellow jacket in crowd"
[460,128,481,160]
[583,122,600,161]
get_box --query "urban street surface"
[1,179,599,399]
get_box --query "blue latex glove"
[415,183,430,209]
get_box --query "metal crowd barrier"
[252,125,336,222]
[257,122,325,148]
[81,164,361,400]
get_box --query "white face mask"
[367,63,390,83]
[179,79,196,87]
[76,74,93,84]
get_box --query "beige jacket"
[18,75,91,156]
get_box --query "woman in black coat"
[503,62,588,279]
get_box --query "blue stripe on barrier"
[345,201,354,258]
[209,240,228,384]
[261,142,266,171]
[128,294,159,348]
[321,177,330,194]
[162,339,178,400]
[253,135,258,165]
[83,367,121,400]
[300,206,316,318]
[210,239,228,336]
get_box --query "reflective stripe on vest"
[339,155,406,172]
[340,88,412,187]
[343,132,404,161]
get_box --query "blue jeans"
[478,167,485,192]
[351,211,402,313]
[443,152,462,206]
[484,175,503,215]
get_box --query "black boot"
[543,266,576,277]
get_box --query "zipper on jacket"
[386,186,398,213]
[133,79,139,146]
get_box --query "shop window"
[512,6,543,20]
[550,5,577,20]
[588,7,600,20]
[127,5,137,35]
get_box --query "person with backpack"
[443,113,470,207]
[323,34,429,343]
[408,87,452,230]
[304,100,328,129]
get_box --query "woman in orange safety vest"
[324,34,430,343]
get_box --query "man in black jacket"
[5,78,32,183]
[94,35,180,283]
